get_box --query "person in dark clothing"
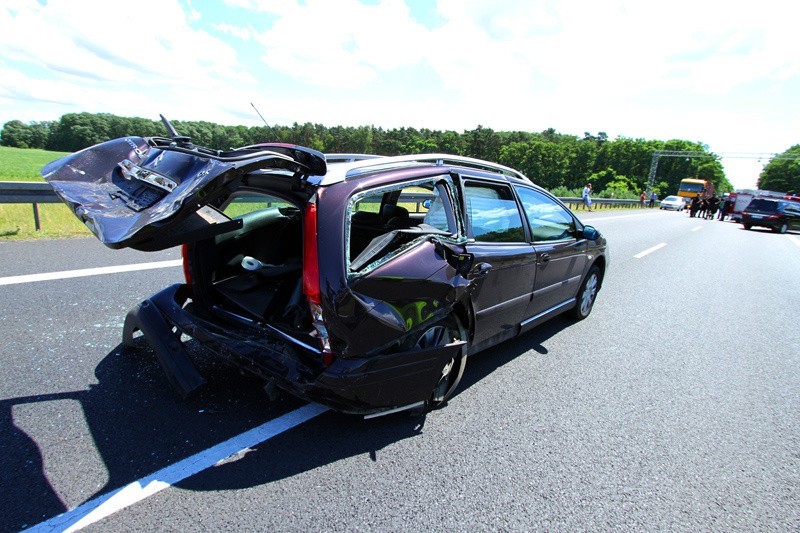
[689,196,700,217]
[698,198,708,219]
[719,198,732,220]
[707,196,720,219]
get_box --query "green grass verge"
[0,145,70,182]
[0,146,90,238]
[0,203,91,239]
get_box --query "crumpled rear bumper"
[123,284,465,414]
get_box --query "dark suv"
[44,123,608,416]
[741,198,800,234]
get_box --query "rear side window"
[514,186,576,242]
[347,177,459,273]
[223,192,294,218]
[464,182,525,242]
[746,199,780,212]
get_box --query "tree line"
[757,145,800,194]
[1,112,740,198]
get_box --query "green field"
[0,145,89,238]
[0,145,70,181]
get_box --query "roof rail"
[325,153,384,163]
[338,153,530,182]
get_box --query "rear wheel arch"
[590,256,607,287]
[411,313,468,409]
[451,300,474,345]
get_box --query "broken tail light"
[181,243,194,296]
[303,202,333,366]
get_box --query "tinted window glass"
[464,183,525,242]
[223,193,293,218]
[746,199,779,213]
[514,186,576,241]
[422,185,450,231]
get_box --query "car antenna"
[159,114,194,148]
[251,102,270,127]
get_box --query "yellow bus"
[678,178,714,201]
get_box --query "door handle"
[539,253,550,264]
[471,262,492,279]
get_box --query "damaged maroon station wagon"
[43,118,608,417]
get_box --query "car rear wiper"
[160,114,195,149]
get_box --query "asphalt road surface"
[1,210,798,531]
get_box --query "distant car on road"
[659,195,685,211]
[741,198,800,234]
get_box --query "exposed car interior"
[191,194,308,330]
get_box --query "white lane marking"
[27,403,330,532]
[0,260,182,287]
[634,243,667,259]
[691,226,703,232]
[789,235,800,248]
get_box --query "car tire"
[569,265,600,321]
[775,223,788,234]
[409,315,467,409]
[744,224,752,230]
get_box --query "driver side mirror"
[582,225,600,240]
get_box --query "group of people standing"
[579,185,734,220]
[689,195,733,220]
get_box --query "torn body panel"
[330,239,476,358]
[123,283,467,414]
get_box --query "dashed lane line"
[634,243,668,259]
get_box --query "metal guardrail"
[559,197,640,209]
[0,181,62,231]
[0,182,642,231]
[0,181,61,204]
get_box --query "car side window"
[347,177,458,273]
[514,186,576,242]
[463,182,526,242]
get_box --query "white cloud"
[245,0,431,87]
[0,0,257,123]
[212,23,254,41]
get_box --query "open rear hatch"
[42,132,326,251]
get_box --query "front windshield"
[679,182,704,193]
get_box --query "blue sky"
[1,0,799,189]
